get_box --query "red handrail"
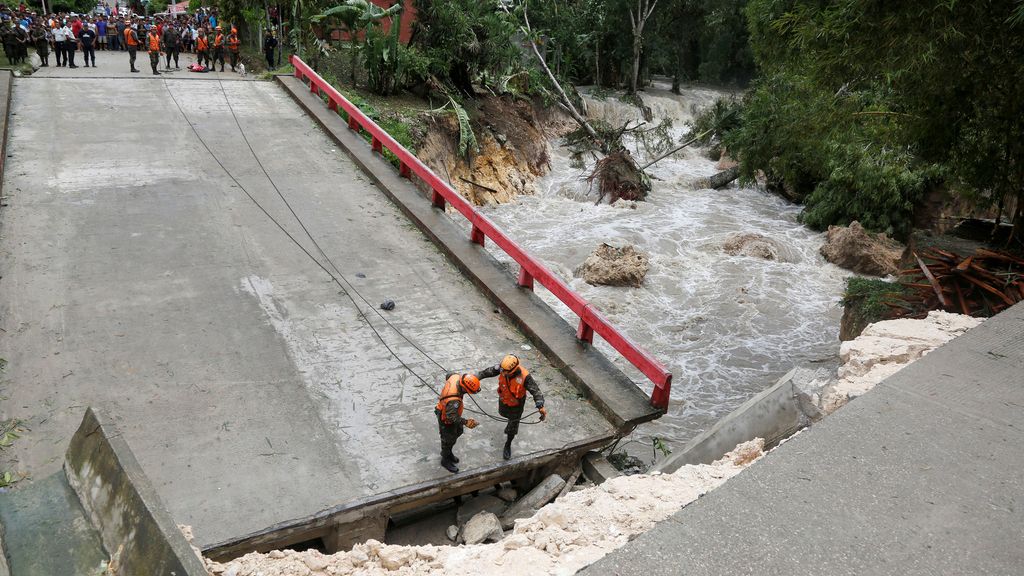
[290,56,672,411]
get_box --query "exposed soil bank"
[417,96,573,205]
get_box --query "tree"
[312,0,402,84]
[722,0,1024,242]
[627,0,658,93]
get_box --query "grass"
[842,277,910,326]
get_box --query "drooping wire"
[163,79,539,424]
[211,79,537,424]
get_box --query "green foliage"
[149,0,169,13]
[188,0,203,12]
[411,0,522,94]
[446,96,478,159]
[730,0,1024,241]
[842,277,909,327]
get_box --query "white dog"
[238,63,247,77]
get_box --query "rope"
[163,79,540,425]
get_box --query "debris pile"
[820,310,982,413]
[203,439,766,576]
[819,221,903,276]
[723,232,783,261]
[574,243,650,287]
[897,248,1024,317]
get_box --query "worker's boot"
[441,449,459,474]
[449,451,459,464]
[503,434,514,460]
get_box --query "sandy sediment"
[203,439,765,576]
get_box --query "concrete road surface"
[0,72,613,547]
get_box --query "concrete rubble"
[461,512,505,545]
[203,439,765,576]
[820,310,982,413]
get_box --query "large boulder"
[461,511,505,545]
[574,243,650,288]
[723,232,783,261]
[820,221,903,276]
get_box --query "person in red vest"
[435,373,480,473]
[476,355,547,460]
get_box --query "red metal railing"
[291,56,672,411]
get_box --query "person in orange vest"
[435,373,480,473]
[211,25,225,72]
[476,355,547,460]
[146,24,161,75]
[226,26,240,72]
[123,20,140,73]
[195,27,208,68]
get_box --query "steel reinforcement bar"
[290,56,672,410]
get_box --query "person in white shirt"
[51,21,68,67]
[60,22,77,68]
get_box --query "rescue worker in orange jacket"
[226,27,241,72]
[195,28,208,67]
[435,373,480,473]
[477,355,547,460]
[146,26,161,75]
[124,22,140,73]
[212,25,225,72]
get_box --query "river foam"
[481,86,851,453]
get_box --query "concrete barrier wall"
[654,369,816,473]
[64,407,208,576]
[0,70,12,196]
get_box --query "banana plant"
[311,0,402,84]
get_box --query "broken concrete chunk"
[495,487,518,502]
[461,512,504,545]
[500,474,565,530]
[445,524,459,542]
[456,494,508,526]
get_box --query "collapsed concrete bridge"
[0,54,670,573]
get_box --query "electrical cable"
[163,79,540,425]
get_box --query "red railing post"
[399,162,411,178]
[347,116,360,131]
[371,137,383,154]
[470,225,485,246]
[431,190,445,209]
[517,268,534,290]
[577,319,594,343]
[310,82,318,95]
[327,99,338,112]
[650,374,672,411]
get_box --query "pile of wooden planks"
[897,248,1024,317]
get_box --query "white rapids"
[479,85,851,454]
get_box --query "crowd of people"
[0,4,279,75]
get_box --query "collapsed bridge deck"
[0,57,660,559]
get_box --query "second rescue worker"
[477,355,548,460]
[146,24,161,75]
[435,373,480,474]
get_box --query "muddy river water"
[480,86,851,457]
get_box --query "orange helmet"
[500,354,520,373]
[460,374,481,394]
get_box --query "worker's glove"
[465,418,478,429]
[538,407,548,422]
